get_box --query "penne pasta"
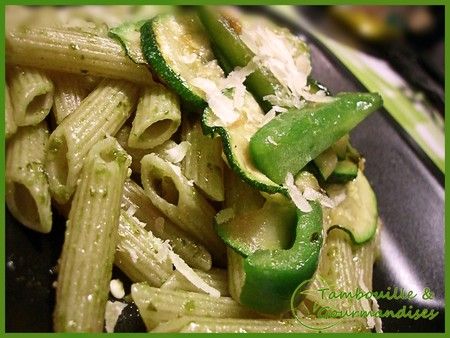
[46,78,138,204]
[53,137,131,332]
[116,125,187,174]
[122,179,212,271]
[51,72,90,124]
[353,224,381,291]
[181,119,224,201]
[141,153,226,265]
[7,65,54,126]
[131,283,260,330]
[5,85,17,139]
[6,122,52,233]
[6,26,154,84]
[115,210,174,287]
[161,268,229,296]
[152,316,367,333]
[128,84,181,149]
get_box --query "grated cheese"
[284,173,312,213]
[110,279,125,299]
[105,300,127,333]
[359,276,383,333]
[191,77,239,126]
[163,141,191,164]
[303,187,335,208]
[169,251,221,298]
[191,61,256,127]
[266,136,278,146]
[241,22,334,107]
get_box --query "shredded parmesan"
[163,141,191,164]
[266,136,278,146]
[191,77,239,126]
[105,301,127,333]
[191,61,256,127]
[125,204,137,217]
[240,23,335,107]
[303,187,335,208]
[284,173,312,212]
[219,62,256,109]
[147,233,221,298]
[359,276,383,333]
[110,279,125,299]
[169,251,220,298]
[180,53,197,64]
[259,108,276,127]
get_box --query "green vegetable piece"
[197,6,276,112]
[326,170,378,244]
[328,160,358,183]
[215,198,297,257]
[313,147,338,180]
[240,201,323,314]
[249,92,382,184]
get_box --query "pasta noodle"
[6,122,52,233]
[131,283,260,330]
[161,268,229,296]
[152,316,366,333]
[53,137,131,332]
[51,72,90,125]
[181,119,225,201]
[121,179,213,271]
[7,65,54,126]
[115,210,174,286]
[6,26,154,84]
[141,153,226,265]
[128,84,181,149]
[5,85,17,138]
[46,78,138,204]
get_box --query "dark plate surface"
[5,6,445,333]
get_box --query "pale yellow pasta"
[131,283,260,330]
[53,137,131,332]
[6,122,52,233]
[5,85,17,138]
[128,84,181,149]
[161,268,229,296]
[121,179,212,271]
[8,65,54,126]
[152,316,366,333]
[115,210,174,287]
[141,153,226,265]
[6,26,154,84]
[51,72,90,124]
[46,78,138,204]
[181,119,224,201]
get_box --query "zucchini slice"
[326,170,378,243]
[202,99,284,194]
[141,14,224,109]
[215,196,297,257]
[141,13,284,194]
[328,160,359,183]
[110,20,148,64]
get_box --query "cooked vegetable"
[328,160,359,183]
[249,92,383,184]
[326,170,378,244]
[197,6,277,111]
[223,202,323,314]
